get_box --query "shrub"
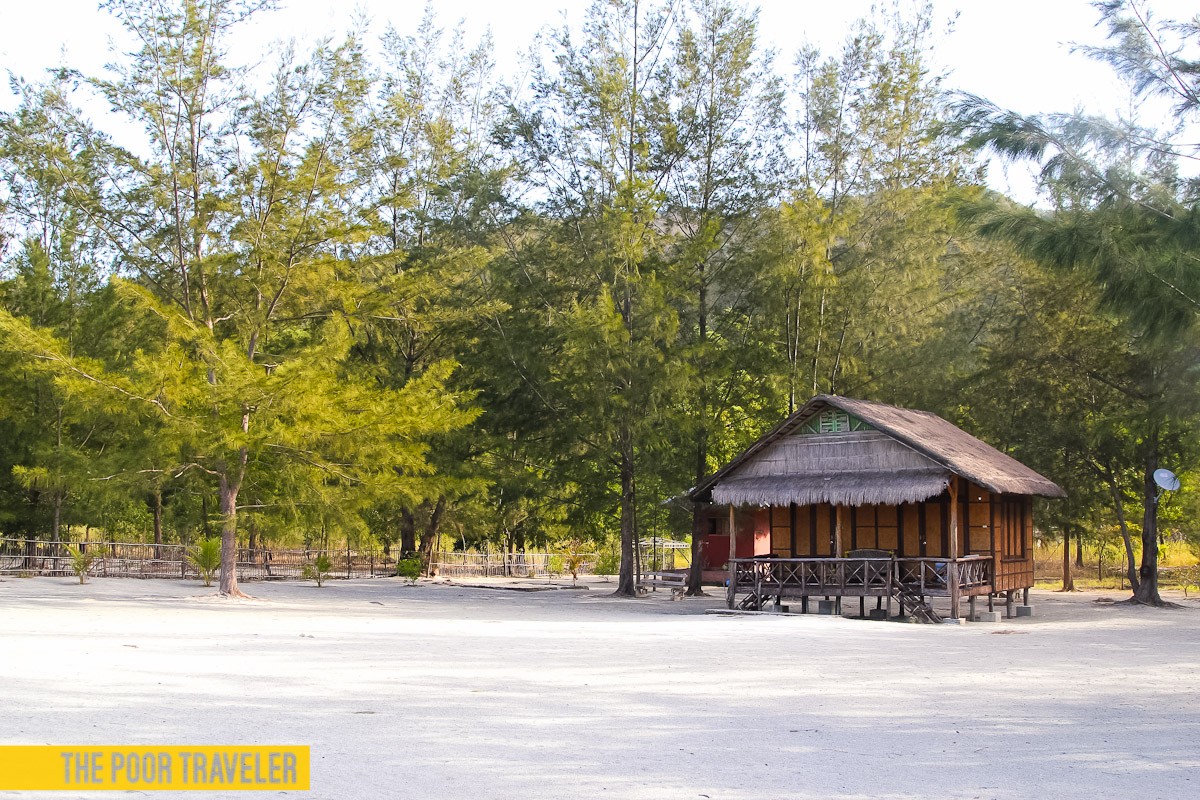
[303,553,334,587]
[561,539,589,587]
[66,544,104,584]
[593,548,619,576]
[188,538,222,587]
[395,557,421,584]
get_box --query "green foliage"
[395,557,421,584]
[65,543,104,584]
[951,0,1200,605]
[0,1,483,595]
[593,547,620,577]
[2,0,1197,614]
[187,539,222,588]
[303,553,334,587]
[560,539,590,587]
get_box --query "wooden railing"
[728,554,994,608]
[955,555,992,589]
[730,557,894,595]
[892,555,992,595]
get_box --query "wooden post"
[948,478,961,620]
[726,505,736,609]
[886,556,893,618]
[753,562,762,611]
[989,493,998,598]
[728,505,737,563]
[834,505,847,558]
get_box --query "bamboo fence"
[428,551,596,578]
[0,538,397,581]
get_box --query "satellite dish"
[1153,469,1181,492]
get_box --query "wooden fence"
[0,539,397,581]
[429,551,596,578]
[1034,551,1200,591]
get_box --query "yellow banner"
[0,745,309,791]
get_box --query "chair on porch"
[844,549,893,617]
[846,548,891,559]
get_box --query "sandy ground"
[1,576,1199,800]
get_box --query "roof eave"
[687,396,831,502]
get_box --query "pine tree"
[503,0,694,595]
[953,0,1200,606]
[0,1,478,594]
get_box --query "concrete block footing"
[1015,605,1035,617]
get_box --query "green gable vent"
[798,408,872,435]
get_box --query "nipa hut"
[688,395,1065,621]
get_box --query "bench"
[639,571,688,598]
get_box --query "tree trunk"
[152,489,164,559]
[217,473,245,597]
[50,492,64,573]
[1060,526,1075,591]
[616,438,637,597]
[1105,474,1139,591]
[201,494,213,539]
[687,262,709,597]
[687,503,706,596]
[1075,532,1084,568]
[51,492,63,544]
[418,496,446,576]
[1132,450,1164,606]
[400,510,417,555]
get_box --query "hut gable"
[692,395,1065,506]
[733,431,935,478]
[794,407,873,434]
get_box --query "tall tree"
[0,0,477,595]
[504,0,690,595]
[350,8,506,569]
[0,74,110,543]
[776,4,969,402]
[955,0,1200,606]
[667,0,786,594]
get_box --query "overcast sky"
[1,0,1195,199]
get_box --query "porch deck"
[727,555,994,621]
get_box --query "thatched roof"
[691,395,1065,507]
[712,470,951,507]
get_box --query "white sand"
[1,576,1198,799]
